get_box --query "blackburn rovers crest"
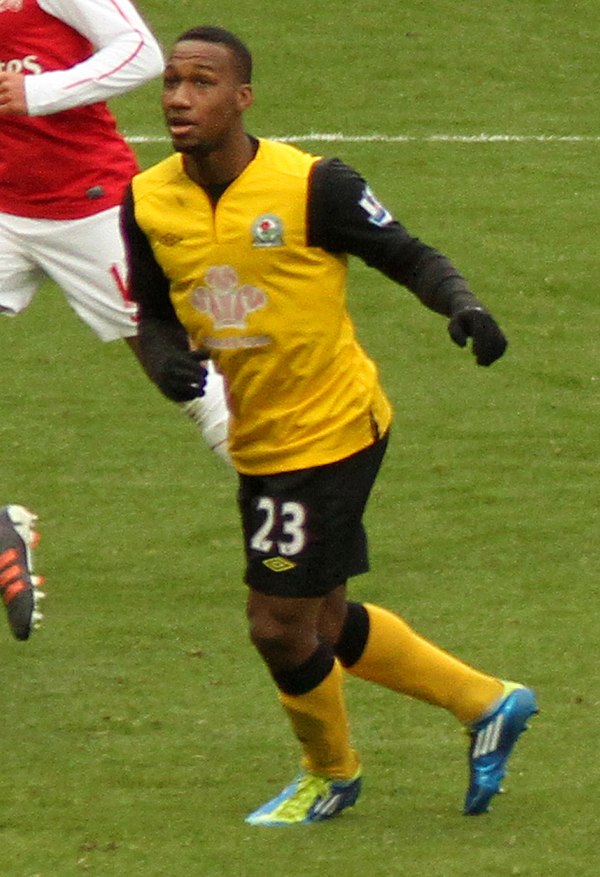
[251,213,284,248]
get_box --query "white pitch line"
[275,133,600,144]
[126,132,600,145]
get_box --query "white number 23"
[250,497,306,557]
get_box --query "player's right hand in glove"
[448,306,508,366]
[154,349,208,402]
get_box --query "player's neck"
[184,132,256,188]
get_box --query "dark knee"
[247,613,299,666]
[247,605,317,672]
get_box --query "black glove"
[448,307,508,366]
[154,349,208,402]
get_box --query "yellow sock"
[346,603,503,724]
[278,658,360,780]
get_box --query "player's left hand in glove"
[448,307,508,366]
[155,349,208,402]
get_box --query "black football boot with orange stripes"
[0,505,44,640]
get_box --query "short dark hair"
[175,26,252,83]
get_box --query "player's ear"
[237,83,253,112]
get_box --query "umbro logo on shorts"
[262,557,297,572]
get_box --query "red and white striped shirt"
[0,0,164,219]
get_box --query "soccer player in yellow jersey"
[121,26,538,825]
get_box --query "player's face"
[162,40,253,155]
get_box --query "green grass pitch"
[2,1,599,874]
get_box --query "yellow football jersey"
[131,138,392,474]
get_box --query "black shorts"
[237,433,389,598]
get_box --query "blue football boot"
[464,682,538,815]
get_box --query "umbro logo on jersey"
[263,557,297,572]
[472,714,504,758]
[155,231,183,247]
[0,0,24,13]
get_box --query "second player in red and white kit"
[0,0,230,461]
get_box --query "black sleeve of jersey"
[120,186,179,323]
[307,158,482,316]
[120,186,193,392]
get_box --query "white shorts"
[0,207,138,341]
